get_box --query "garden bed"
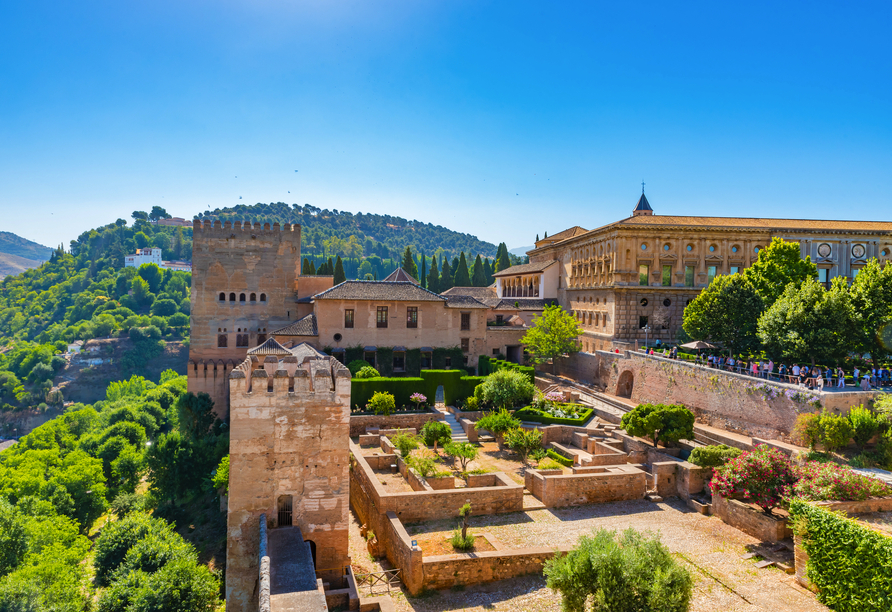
[513,404,593,426]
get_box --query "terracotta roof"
[440,286,497,299]
[247,338,294,356]
[381,267,419,284]
[617,215,892,232]
[271,314,317,337]
[444,295,489,308]
[314,280,445,302]
[289,342,328,362]
[493,261,558,277]
[493,298,554,310]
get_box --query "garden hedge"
[513,405,594,426]
[488,358,535,383]
[547,449,574,467]
[789,499,892,611]
[351,370,487,409]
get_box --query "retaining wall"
[712,494,791,542]
[350,412,443,437]
[525,466,647,507]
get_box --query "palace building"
[497,193,892,353]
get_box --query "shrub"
[212,455,229,494]
[477,369,535,410]
[474,409,521,435]
[391,432,419,457]
[367,391,396,416]
[94,513,163,586]
[848,405,880,451]
[688,444,742,469]
[544,528,693,612]
[420,421,452,447]
[546,449,574,467]
[820,411,853,452]
[463,396,478,411]
[450,530,475,551]
[793,412,823,449]
[110,492,146,518]
[710,445,796,513]
[347,360,369,376]
[410,392,427,409]
[444,441,478,471]
[513,405,593,426]
[620,403,695,448]
[537,458,565,471]
[792,461,892,501]
[504,427,543,464]
[355,366,380,380]
[409,455,438,479]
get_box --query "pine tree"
[454,253,472,287]
[483,258,493,285]
[496,243,511,273]
[536,234,540,242]
[327,257,334,275]
[402,246,419,279]
[544,231,548,238]
[472,254,487,287]
[302,258,312,275]
[420,253,427,289]
[427,256,440,293]
[440,256,453,291]
[333,256,346,284]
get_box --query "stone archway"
[616,370,634,398]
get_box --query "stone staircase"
[436,406,468,443]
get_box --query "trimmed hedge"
[547,449,574,467]
[478,355,492,376]
[351,370,487,409]
[488,358,535,383]
[789,499,892,611]
[513,405,594,426]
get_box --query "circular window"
[663,298,671,307]
[709,245,716,252]
[663,244,670,251]
[333,333,342,342]
[853,244,866,258]
[686,245,693,252]
[640,298,649,307]
[754,246,760,253]
[818,243,832,258]
[882,249,889,257]
[731,246,738,253]
[641,243,647,251]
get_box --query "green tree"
[504,427,543,464]
[0,498,26,577]
[148,206,171,221]
[443,441,478,472]
[426,256,440,293]
[439,256,453,291]
[401,246,419,279]
[420,253,427,289]
[544,527,692,612]
[474,408,522,436]
[742,237,817,307]
[137,263,163,293]
[483,257,494,285]
[521,304,583,372]
[471,254,487,287]
[848,258,892,365]
[477,370,535,410]
[333,256,346,285]
[301,258,313,275]
[495,242,511,273]
[132,211,149,222]
[453,252,472,287]
[682,273,763,355]
[620,403,695,448]
[757,277,853,365]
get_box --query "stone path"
[435,406,468,443]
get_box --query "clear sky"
[2,1,890,250]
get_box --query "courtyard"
[349,498,827,612]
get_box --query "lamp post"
[642,324,652,351]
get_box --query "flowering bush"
[784,388,822,409]
[544,391,564,403]
[710,445,796,513]
[792,461,892,501]
[410,392,427,409]
[751,382,779,400]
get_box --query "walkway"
[435,405,468,442]
[267,526,327,612]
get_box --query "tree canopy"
[522,304,583,368]
[620,403,695,448]
[742,237,817,307]
[682,273,763,355]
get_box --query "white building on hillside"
[124,248,192,272]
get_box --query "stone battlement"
[230,355,351,396]
[192,218,300,238]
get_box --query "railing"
[353,568,402,595]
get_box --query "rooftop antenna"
[641,180,645,194]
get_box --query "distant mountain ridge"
[0,232,53,278]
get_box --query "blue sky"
[2,1,890,250]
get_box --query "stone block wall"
[421,547,569,592]
[526,468,647,507]
[712,494,791,542]
[350,412,443,437]
[551,351,601,386]
[675,461,708,500]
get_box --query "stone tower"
[188,219,302,418]
[225,344,351,612]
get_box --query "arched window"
[260,293,267,302]
[218,292,225,301]
[229,293,236,302]
[217,334,227,348]
[239,293,246,302]
[250,293,256,302]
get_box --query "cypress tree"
[302,258,312,275]
[496,243,511,273]
[483,258,493,285]
[420,253,427,289]
[309,260,317,275]
[327,257,334,275]
[536,234,540,242]
[333,256,346,285]
[440,256,453,291]
[427,256,440,293]
[544,231,548,238]
[454,252,472,287]
[451,257,459,280]
[472,254,487,287]
[402,246,419,279]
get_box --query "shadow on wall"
[616,370,634,398]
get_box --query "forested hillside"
[0,371,227,609]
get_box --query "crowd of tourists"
[642,346,890,391]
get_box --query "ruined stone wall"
[349,412,443,437]
[226,358,351,612]
[189,220,302,418]
[526,469,647,507]
[421,547,568,592]
[712,494,791,542]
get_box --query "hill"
[199,202,497,261]
[0,232,53,279]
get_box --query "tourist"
[837,366,846,388]
[861,373,872,392]
[792,364,801,379]
[751,361,759,377]
[778,363,787,381]
[815,367,824,390]
[767,360,774,379]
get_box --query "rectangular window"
[236,334,249,347]
[444,356,452,368]
[461,312,471,331]
[406,307,418,328]
[730,266,740,275]
[393,353,405,372]
[661,265,671,286]
[707,266,717,284]
[461,338,469,353]
[685,266,695,287]
[492,348,500,355]
[376,306,388,328]
[639,316,649,329]
[639,264,649,286]
[344,309,354,328]
[364,351,376,368]
[818,268,828,283]
[421,352,432,369]
[495,314,503,325]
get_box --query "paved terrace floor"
[350,499,828,612]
